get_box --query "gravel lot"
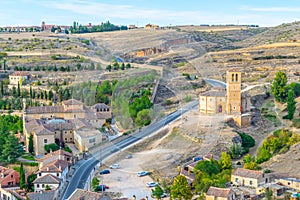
[100,154,157,200]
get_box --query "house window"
[236,74,238,82]
[37,184,39,188]
[44,139,48,144]
[65,138,67,141]
[288,182,291,185]
[39,173,41,177]
[232,74,234,82]
[89,138,96,143]
[42,184,45,188]
[11,175,13,178]
[57,173,59,177]
[235,178,238,182]
[233,106,236,110]
[250,181,253,185]
[70,138,72,140]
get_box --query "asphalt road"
[60,100,198,200]
[203,78,226,88]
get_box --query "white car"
[109,164,120,169]
[146,182,158,187]
[137,171,149,177]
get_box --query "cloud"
[241,6,300,12]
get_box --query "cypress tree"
[20,163,25,189]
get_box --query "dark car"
[98,185,109,191]
[99,169,110,175]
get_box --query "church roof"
[200,90,226,97]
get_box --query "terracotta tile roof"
[26,106,64,114]
[40,149,73,161]
[233,168,263,179]
[10,71,29,76]
[32,125,53,136]
[33,174,61,184]
[37,159,69,173]
[62,99,83,106]
[0,166,19,185]
[91,103,110,110]
[200,89,226,97]
[206,186,232,198]
[67,188,110,200]
[27,191,55,200]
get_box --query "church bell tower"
[226,70,241,114]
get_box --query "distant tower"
[226,70,241,114]
[41,21,45,31]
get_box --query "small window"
[232,74,234,82]
[65,138,67,141]
[44,139,48,144]
[37,184,40,188]
[57,173,59,177]
[89,138,96,143]
[288,182,291,185]
[236,74,238,82]
[250,181,253,185]
[42,184,45,188]
[233,106,236,110]
[11,175,13,178]
[39,173,41,177]
[235,178,238,182]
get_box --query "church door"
[218,105,222,113]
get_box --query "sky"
[1,0,300,27]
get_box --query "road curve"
[60,100,198,199]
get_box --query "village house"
[27,190,56,200]
[231,168,269,188]
[33,174,61,192]
[67,188,111,200]
[0,166,20,188]
[0,166,20,200]
[277,178,300,191]
[36,159,69,183]
[9,71,29,85]
[206,186,235,200]
[37,149,75,168]
[23,99,108,155]
[145,23,159,29]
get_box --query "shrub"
[292,118,300,128]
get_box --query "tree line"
[70,21,128,34]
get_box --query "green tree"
[1,134,21,163]
[28,134,34,154]
[106,65,111,71]
[271,71,288,102]
[152,185,164,200]
[121,63,125,70]
[26,173,37,192]
[45,185,51,190]
[92,177,100,191]
[287,89,296,120]
[135,109,151,127]
[170,175,192,200]
[20,163,26,189]
[219,152,232,170]
[44,143,59,153]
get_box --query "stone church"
[198,69,252,127]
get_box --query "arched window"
[232,74,234,82]
[236,74,238,82]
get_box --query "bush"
[238,132,255,148]
[292,118,300,128]
[264,169,271,173]
[44,143,59,153]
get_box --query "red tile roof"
[10,71,29,76]
[206,186,232,198]
[233,168,263,179]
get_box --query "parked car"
[151,192,167,198]
[109,164,120,169]
[97,185,109,191]
[146,182,158,187]
[125,154,132,159]
[137,171,149,177]
[99,169,110,175]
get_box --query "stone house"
[33,174,61,192]
[67,188,110,200]
[0,166,20,188]
[9,71,29,85]
[36,160,69,183]
[206,186,235,200]
[277,178,300,191]
[231,168,269,188]
[37,149,75,168]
